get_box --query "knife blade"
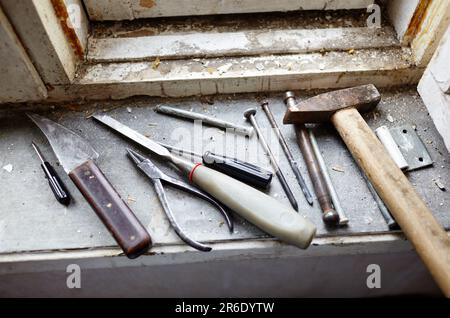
[27,113,152,259]
[94,114,171,159]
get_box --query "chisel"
[94,114,317,249]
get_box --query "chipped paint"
[88,27,399,63]
[411,0,450,65]
[44,47,423,102]
[139,0,155,9]
[404,0,432,43]
[85,0,374,20]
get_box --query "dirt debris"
[151,57,161,70]
[332,166,345,173]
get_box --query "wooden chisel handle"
[70,160,152,259]
[333,108,450,296]
[189,165,317,249]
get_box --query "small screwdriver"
[158,142,273,189]
[32,142,71,206]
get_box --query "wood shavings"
[84,109,96,119]
[434,179,446,191]
[127,195,137,204]
[2,164,13,173]
[151,57,161,70]
[347,49,355,54]
[373,111,379,120]
[255,63,265,71]
[217,64,232,75]
[332,165,345,173]
[200,96,215,105]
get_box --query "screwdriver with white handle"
[93,114,317,249]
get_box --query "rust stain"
[140,0,156,9]
[404,0,433,43]
[50,0,85,59]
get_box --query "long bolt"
[260,100,313,206]
[155,105,254,136]
[309,130,349,225]
[244,108,298,211]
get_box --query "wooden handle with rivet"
[332,108,450,296]
[69,160,152,259]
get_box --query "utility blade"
[27,113,99,173]
[93,114,172,159]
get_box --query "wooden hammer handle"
[332,108,450,296]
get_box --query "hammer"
[283,84,450,296]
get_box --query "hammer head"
[283,85,381,124]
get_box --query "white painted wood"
[84,0,374,21]
[0,234,441,297]
[0,7,47,103]
[83,0,134,20]
[0,233,418,268]
[429,26,450,94]
[418,72,450,152]
[47,47,422,101]
[411,0,450,67]
[387,0,420,43]
[63,0,90,52]
[387,0,450,67]
[1,0,83,84]
[418,26,450,152]
[88,26,399,62]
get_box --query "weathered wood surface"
[88,26,399,62]
[84,0,375,21]
[0,7,47,103]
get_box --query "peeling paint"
[139,0,156,9]
[404,0,432,43]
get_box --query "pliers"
[127,149,233,252]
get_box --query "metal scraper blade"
[27,113,99,173]
[390,125,433,171]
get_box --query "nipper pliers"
[127,149,233,252]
